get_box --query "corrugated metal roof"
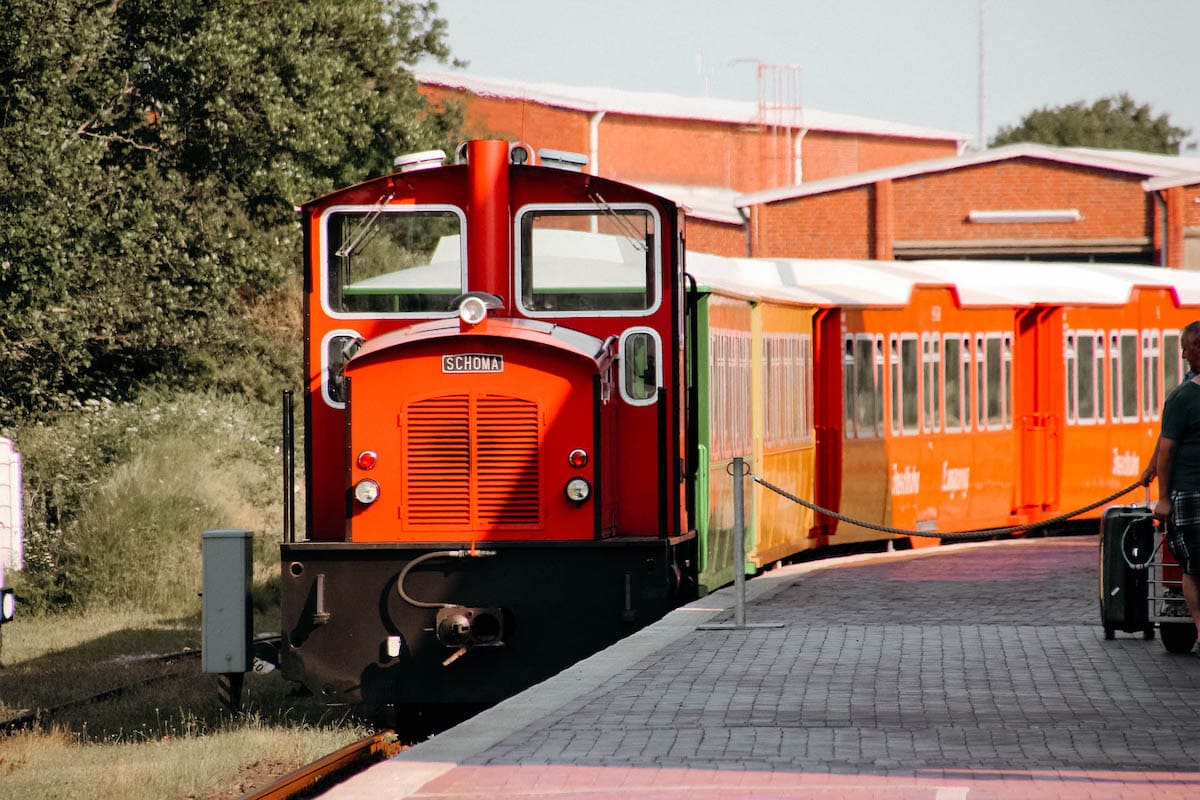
[1143,172,1200,191]
[736,143,1200,207]
[417,70,970,143]
[633,183,743,225]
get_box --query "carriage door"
[1014,307,1063,516]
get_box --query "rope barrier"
[750,473,1145,541]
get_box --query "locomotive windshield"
[323,205,465,315]
[517,203,659,315]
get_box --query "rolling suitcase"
[1099,498,1156,640]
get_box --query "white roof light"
[968,209,1081,224]
[538,148,588,171]
[394,150,447,173]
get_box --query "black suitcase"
[1099,502,1156,640]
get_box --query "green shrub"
[11,391,297,615]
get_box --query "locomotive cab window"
[323,205,465,316]
[321,330,363,408]
[516,203,659,316]
[619,327,662,406]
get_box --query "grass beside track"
[0,609,372,799]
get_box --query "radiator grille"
[404,394,541,528]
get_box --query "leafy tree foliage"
[990,93,1190,153]
[0,0,460,426]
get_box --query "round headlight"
[1,590,14,622]
[353,479,380,505]
[459,296,487,325]
[565,477,591,503]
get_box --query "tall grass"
[11,390,297,615]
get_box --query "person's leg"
[1183,572,1200,643]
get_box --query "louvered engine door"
[403,393,542,533]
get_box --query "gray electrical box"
[201,529,253,674]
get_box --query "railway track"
[241,730,404,799]
[0,648,201,734]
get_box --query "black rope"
[750,473,1144,541]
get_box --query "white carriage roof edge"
[685,255,1200,309]
[735,143,1200,207]
[417,70,970,143]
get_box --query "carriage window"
[1065,333,1078,424]
[922,333,941,433]
[710,329,752,458]
[764,334,811,447]
[1000,334,1013,428]
[848,334,882,438]
[1076,331,1099,423]
[1143,331,1161,421]
[1111,331,1139,422]
[324,206,464,315]
[888,334,919,435]
[944,335,963,432]
[843,336,857,437]
[800,336,813,443]
[517,204,658,315]
[984,334,1004,428]
[975,335,986,430]
[1165,331,1182,390]
[900,335,919,434]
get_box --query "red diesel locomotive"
[280,140,696,710]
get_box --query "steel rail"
[240,731,402,800]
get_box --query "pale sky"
[420,0,1199,150]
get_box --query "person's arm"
[1154,436,1177,521]
[1141,438,1162,486]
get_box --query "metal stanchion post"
[698,456,784,631]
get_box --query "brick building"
[418,72,1200,268]
[418,71,968,256]
[737,144,1200,267]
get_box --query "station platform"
[322,536,1200,799]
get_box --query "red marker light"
[568,448,588,468]
[357,450,378,470]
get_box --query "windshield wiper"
[334,190,395,258]
[588,191,648,253]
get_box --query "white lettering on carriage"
[940,462,970,494]
[1111,448,1139,477]
[890,464,921,496]
[442,354,504,373]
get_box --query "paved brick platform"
[323,537,1200,799]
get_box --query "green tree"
[0,0,460,426]
[990,93,1190,153]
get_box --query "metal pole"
[282,390,295,544]
[732,455,747,627]
[696,457,783,631]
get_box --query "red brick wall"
[421,87,590,152]
[891,159,1151,243]
[686,219,746,257]
[801,132,955,182]
[750,187,874,258]
[749,158,1157,259]
[420,84,960,194]
[1184,186,1200,227]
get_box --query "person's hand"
[1139,464,1156,487]
[1154,497,1173,523]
